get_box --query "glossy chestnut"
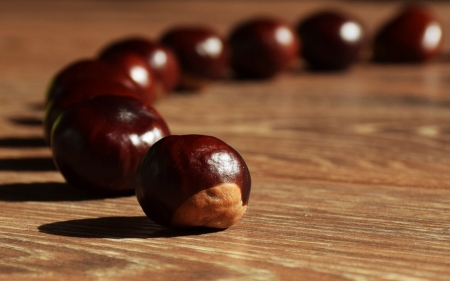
[101,52,157,103]
[136,135,251,229]
[46,59,139,104]
[373,5,443,63]
[46,59,140,103]
[229,17,300,79]
[52,95,170,196]
[43,80,145,144]
[99,38,180,94]
[297,11,364,70]
[160,26,229,90]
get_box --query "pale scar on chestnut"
[171,183,247,229]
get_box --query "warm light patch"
[422,22,442,50]
[196,37,223,57]
[340,21,362,43]
[128,129,164,146]
[275,26,294,46]
[151,50,168,68]
[208,152,239,176]
[130,66,149,86]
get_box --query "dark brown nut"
[297,10,365,70]
[43,80,145,144]
[46,59,139,104]
[373,5,443,63]
[136,135,251,229]
[160,26,229,90]
[52,95,170,196]
[101,52,157,104]
[229,17,300,79]
[99,38,180,95]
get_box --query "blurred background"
[0,0,448,81]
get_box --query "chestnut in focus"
[43,81,145,144]
[136,135,251,229]
[99,38,180,94]
[52,95,170,196]
[46,59,139,104]
[229,17,300,79]
[160,26,229,90]
[101,52,157,103]
[373,5,443,63]
[296,11,364,70]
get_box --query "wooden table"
[1,1,450,280]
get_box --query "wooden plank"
[1,1,450,280]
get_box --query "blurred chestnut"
[229,17,300,79]
[160,26,229,90]
[99,38,180,94]
[101,52,157,103]
[297,11,364,70]
[136,135,251,229]
[43,81,145,144]
[373,5,443,63]
[46,59,139,104]
[52,95,170,196]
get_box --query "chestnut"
[229,17,300,79]
[99,38,180,94]
[160,26,229,90]
[136,135,251,229]
[46,59,139,104]
[296,11,365,70]
[101,52,157,103]
[43,81,145,144]
[52,95,170,196]
[373,5,443,63]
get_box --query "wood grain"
[1,1,450,280]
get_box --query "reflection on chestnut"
[297,11,364,70]
[52,95,170,196]
[101,52,157,103]
[43,81,145,144]
[160,26,229,90]
[99,38,180,94]
[373,5,443,63]
[229,17,300,79]
[46,59,139,104]
[136,135,251,229]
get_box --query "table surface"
[1,1,450,280]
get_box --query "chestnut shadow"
[173,87,201,94]
[0,182,105,202]
[231,73,273,82]
[9,117,43,127]
[38,216,222,239]
[0,157,56,171]
[0,137,46,148]
[28,102,45,111]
